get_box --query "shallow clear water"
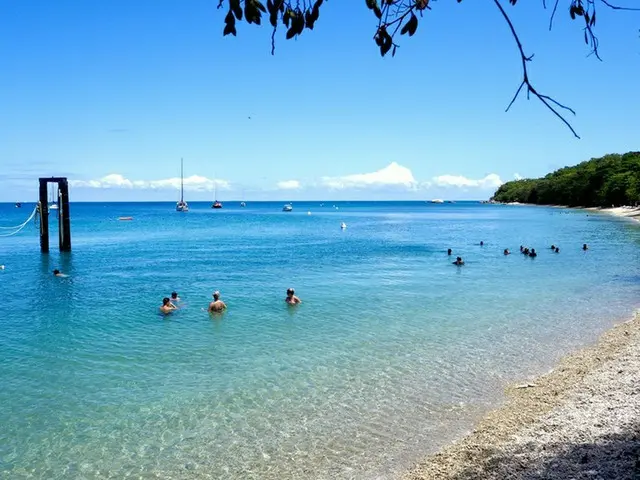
[1,201,638,479]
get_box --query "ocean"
[1,201,639,479]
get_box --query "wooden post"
[58,179,71,251]
[38,179,49,253]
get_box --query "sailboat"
[49,185,59,211]
[211,178,222,209]
[176,158,189,212]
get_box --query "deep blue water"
[1,201,639,479]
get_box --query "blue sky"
[0,0,638,202]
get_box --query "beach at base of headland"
[402,309,640,480]
[499,201,640,223]
[586,206,640,223]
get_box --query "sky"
[0,0,639,202]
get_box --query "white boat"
[430,199,444,204]
[282,203,293,212]
[176,158,189,212]
[48,186,59,210]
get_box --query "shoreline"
[499,201,640,223]
[402,309,640,479]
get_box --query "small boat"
[176,158,189,212]
[15,202,21,208]
[211,177,222,208]
[118,216,133,221]
[282,203,293,212]
[240,201,246,208]
[430,199,444,204]
[48,186,59,210]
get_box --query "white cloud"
[432,173,503,189]
[321,162,417,190]
[277,180,301,190]
[514,173,523,180]
[70,174,230,191]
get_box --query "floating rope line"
[0,206,38,237]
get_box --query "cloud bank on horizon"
[69,162,516,196]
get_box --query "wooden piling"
[38,179,49,253]
[38,177,71,252]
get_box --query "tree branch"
[495,0,580,138]
[599,0,640,11]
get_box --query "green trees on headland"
[491,152,640,207]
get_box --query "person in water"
[453,256,464,266]
[160,297,177,314]
[447,248,452,256]
[171,291,180,302]
[52,269,67,277]
[583,243,589,251]
[520,245,524,253]
[285,288,301,305]
[529,248,537,257]
[480,241,484,246]
[551,244,556,250]
[503,248,510,255]
[208,291,227,313]
[555,247,560,253]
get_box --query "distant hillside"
[491,152,640,207]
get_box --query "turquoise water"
[1,201,639,479]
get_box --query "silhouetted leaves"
[401,13,418,36]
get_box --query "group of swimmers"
[160,287,302,315]
[447,242,589,265]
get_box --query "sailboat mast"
[180,158,184,202]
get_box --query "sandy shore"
[587,206,640,223]
[402,310,640,480]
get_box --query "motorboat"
[282,203,293,212]
[430,199,444,204]
[240,201,246,208]
[176,158,189,212]
[15,202,21,208]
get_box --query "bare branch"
[549,0,560,30]
[494,0,581,138]
[600,0,640,11]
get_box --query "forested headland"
[491,152,640,208]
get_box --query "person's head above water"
[212,291,220,301]
[162,297,171,306]
[447,248,452,255]
[171,291,178,299]
[52,269,60,276]
[287,288,295,297]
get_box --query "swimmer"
[551,244,556,250]
[582,243,588,251]
[52,269,68,277]
[285,288,301,305]
[529,248,537,258]
[555,247,560,253]
[520,245,524,253]
[480,241,484,246]
[160,297,177,314]
[170,291,180,302]
[447,248,452,256]
[208,291,227,313]
[453,256,464,266]
[503,248,510,255]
